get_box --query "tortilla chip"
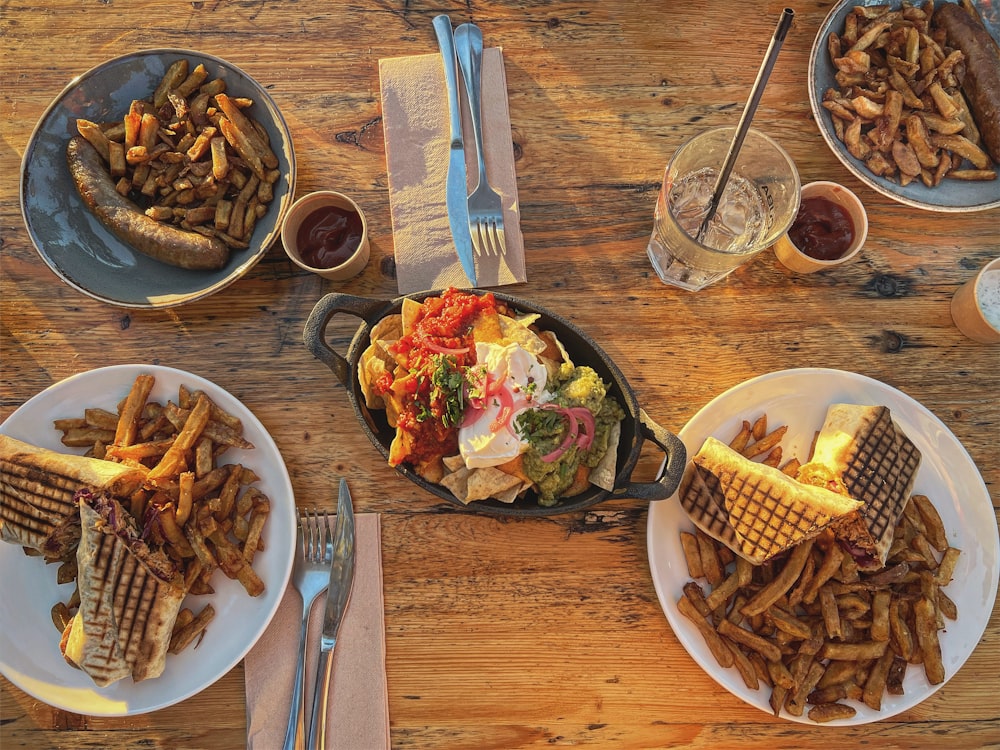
[359,344,388,409]
[440,461,523,504]
[417,456,445,484]
[499,315,548,355]
[440,465,473,502]
[471,309,504,343]
[496,454,532,484]
[493,482,524,504]
[466,467,521,502]
[590,421,620,492]
[401,299,423,335]
[369,314,403,345]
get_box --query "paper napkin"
[379,48,526,294]
[245,513,389,750]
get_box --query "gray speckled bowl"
[809,0,1000,212]
[20,49,296,308]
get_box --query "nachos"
[358,289,623,506]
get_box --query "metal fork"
[455,23,507,257]
[282,508,334,750]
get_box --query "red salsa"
[296,204,364,268]
[788,196,855,261]
[379,289,498,468]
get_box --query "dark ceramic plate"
[20,48,296,308]
[810,0,1000,212]
[303,290,687,517]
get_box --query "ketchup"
[787,196,855,261]
[295,204,364,268]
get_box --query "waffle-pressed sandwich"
[0,434,145,559]
[691,437,863,565]
[678,460,741,554]
[60,491,186,686]
[796,404,921,570]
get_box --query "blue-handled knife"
[432,14,477,287]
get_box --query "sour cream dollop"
[458,341,548,468]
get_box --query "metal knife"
[305,478,356,750]
[432,14,477,287]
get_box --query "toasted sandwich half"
[60,491,185,686]
[796,404,921,570]
[678,461,741,554]
[0,435,145,559]
[692,437,863,565]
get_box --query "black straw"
[696,8,794,243]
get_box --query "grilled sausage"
[936,3,1000,164]
[66,136,229,271]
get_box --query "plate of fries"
[647,368,998,724]
[0,364,296,715]
[810,0,1000,211]
[20,49,296,308]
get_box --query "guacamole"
[515,365,624,506]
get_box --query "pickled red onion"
[424,340,470,356]
[538,404,596,461]
[489,386,529,433]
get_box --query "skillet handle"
[302,292,387,387]
[613,409,687,502]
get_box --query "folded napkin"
[245,513,389,750]
[379,48,527,294]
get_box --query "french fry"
[742,425,788,459]
[862,646,896,710]
[682,581,713,618]
[146,394,212,483]
[741,540,814,617]
[728,420,752,453]
[820,641,889,662]
[177,471,195,526]
[705,571,742,612]
[697,530,724,586]
[680,531,704,579]
[808,703,857,723]
[914,597,945,684]
[113,373,156,448]
[677,595,734,668]
[168,604,215,654]
[910,494,947,551]
[717,619,783,663]
[870,589,892,642]
[725,639,760,690]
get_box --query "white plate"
[0,364,296,716]
[647,368,999,725]
[809,0,1000,212]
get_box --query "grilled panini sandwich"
[692,437,863,565]
[678,460,741,554]
[61,491,186,686]
[0,434,145,559]
[796,404,921,570]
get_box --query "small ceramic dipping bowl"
[281,191,369,281]
[773,181,868,274]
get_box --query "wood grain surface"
[1,0,998,748]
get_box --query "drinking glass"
[647,127,800,291]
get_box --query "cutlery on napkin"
[379,46,526,294]
[433,14,478,286]
[245,513,388,750]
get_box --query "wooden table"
[2,1,998,747]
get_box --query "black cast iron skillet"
[303,290,686,517]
